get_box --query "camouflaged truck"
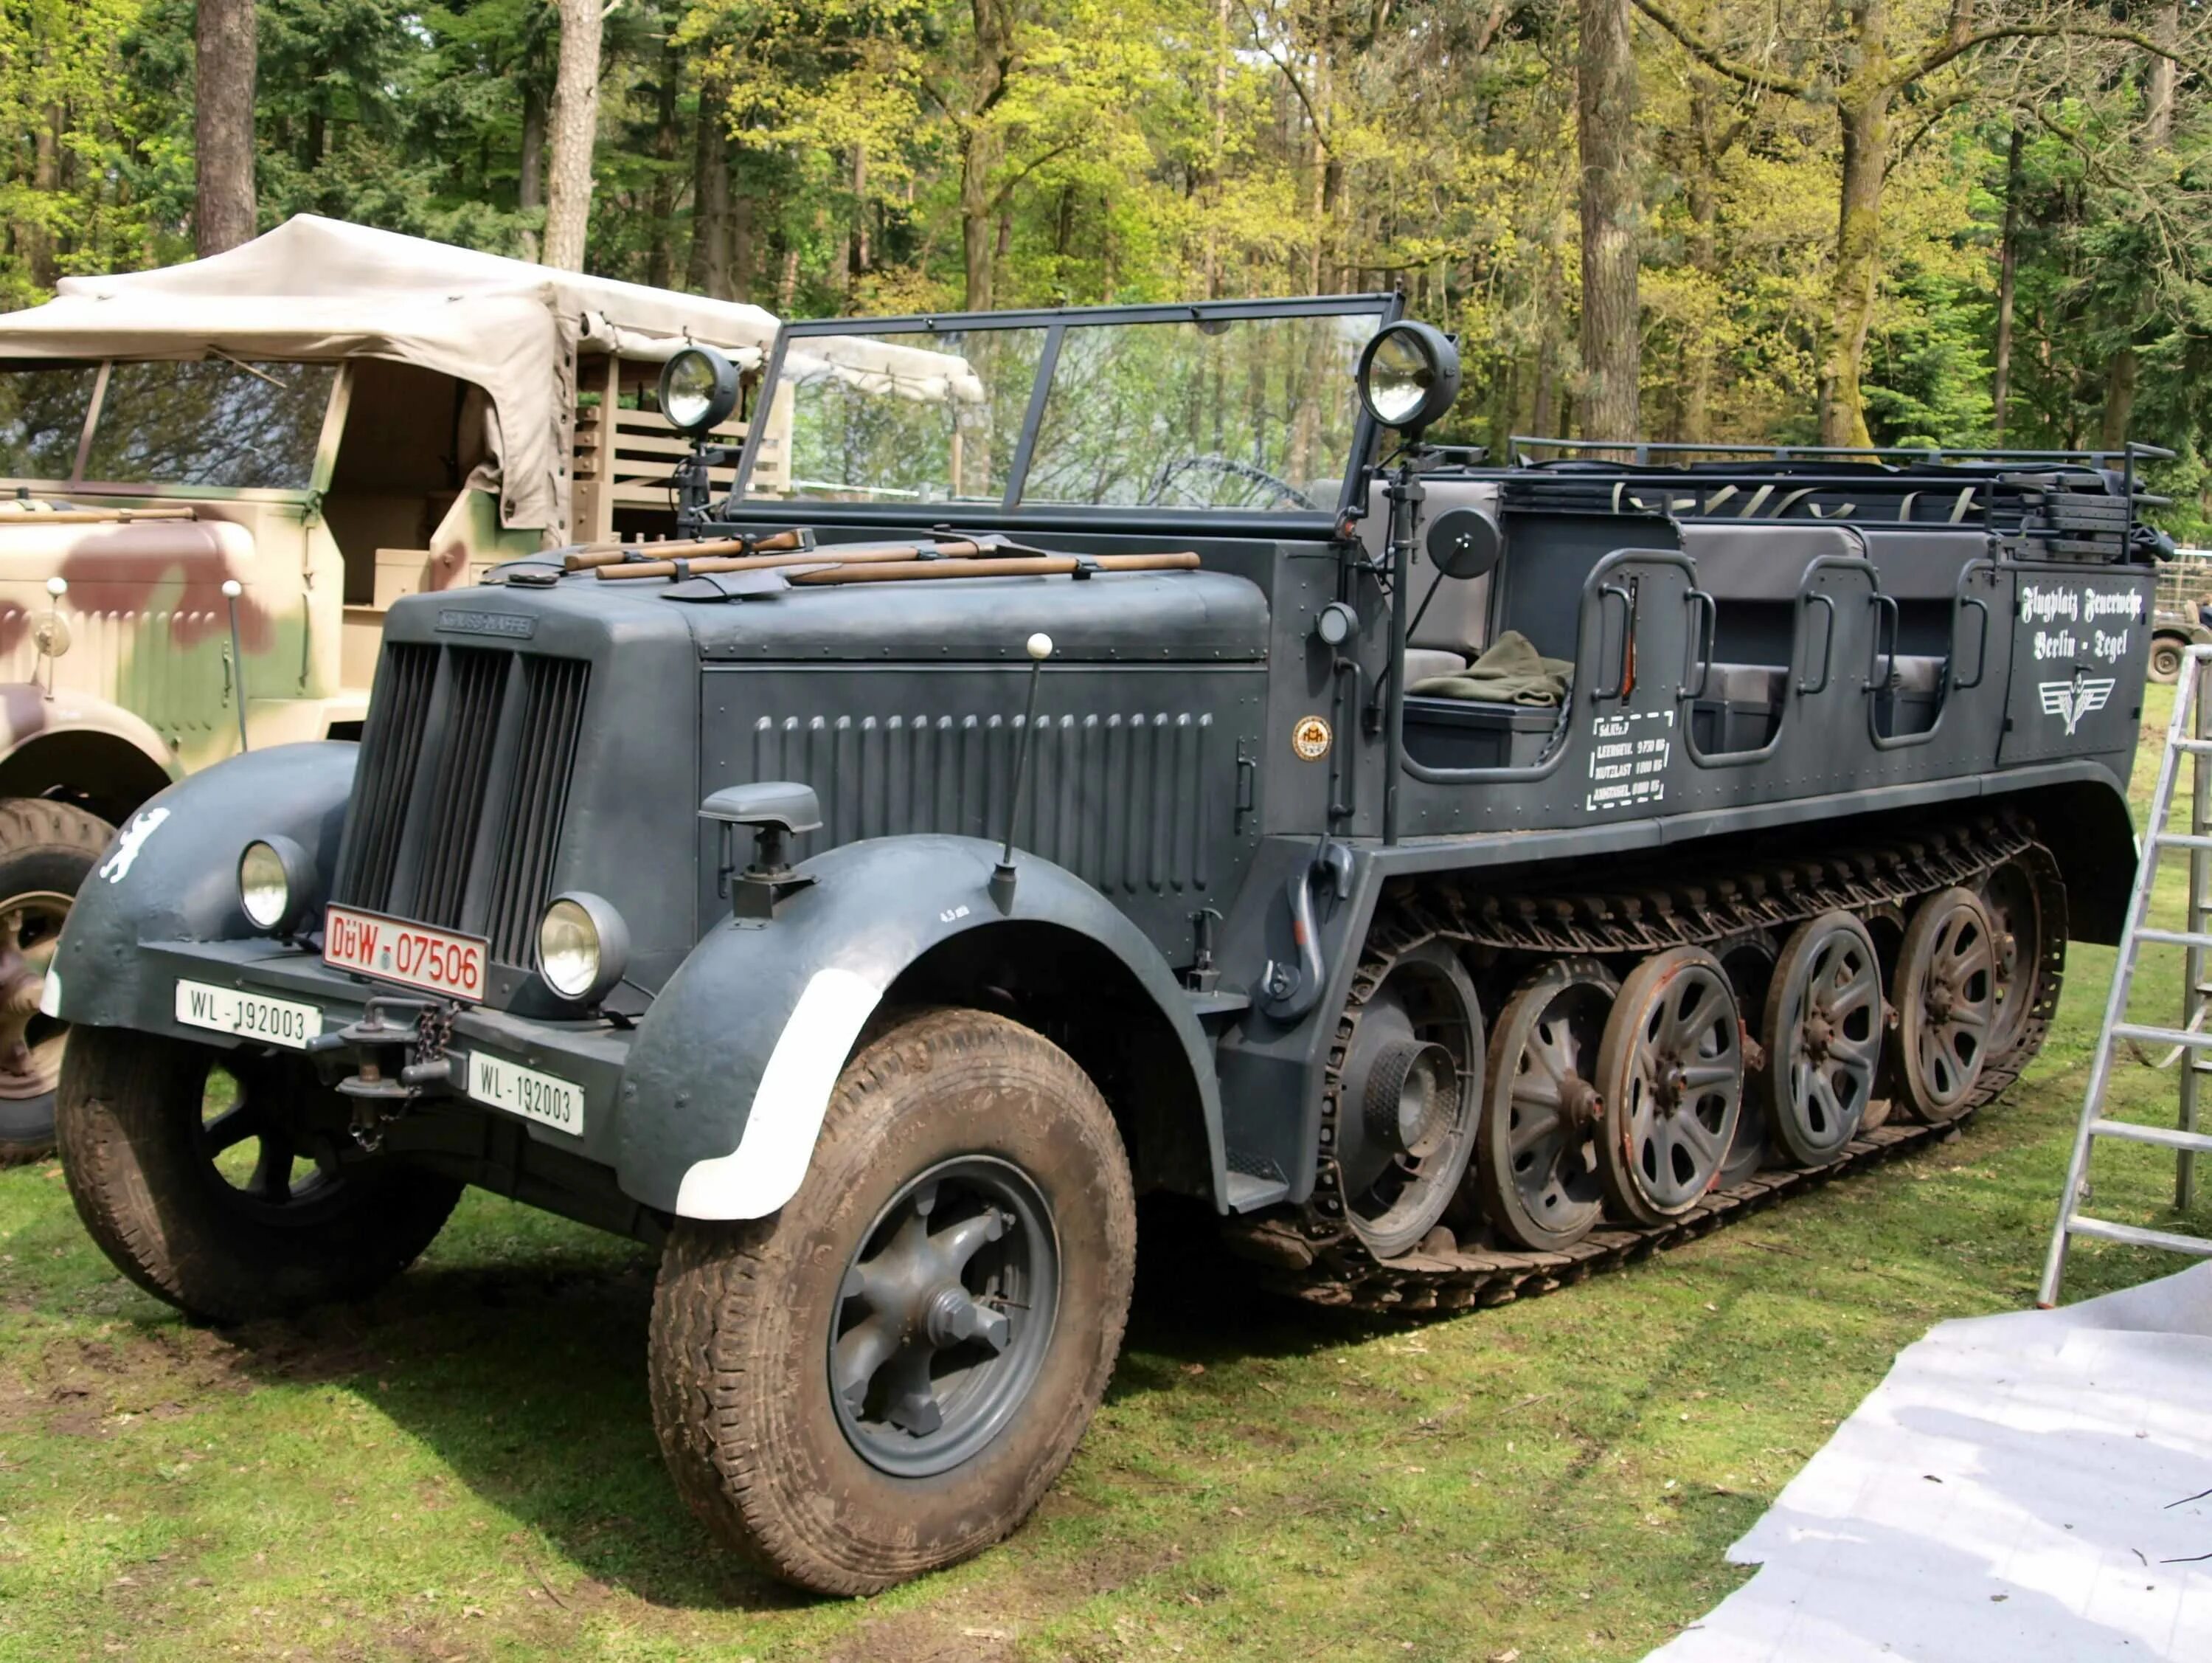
[0,215,777,1155]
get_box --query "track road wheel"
[1469,958,1613,1251]
[1331,941,1483,1259]
[1596,947,1744,1226]
[1978,856,2047,1067]
[0,799,113,1162]
[1893,887,1997,1123]
[648,1009,1135,1596]
[1762,912,1882,1167]
[56,1028,462,1322]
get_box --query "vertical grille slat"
[487,656,590,967]
[409,649,508,928]
[333,643,437,910]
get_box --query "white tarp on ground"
[0,215,780,535]
[1647,1265,2212,1663]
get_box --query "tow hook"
[310,994,459,1148]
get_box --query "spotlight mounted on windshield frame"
[1355,321,1462,439]
[657,344,741,437]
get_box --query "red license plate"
[322,905,488,1003]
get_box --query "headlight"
[238,836,312,934]
[1356,320,1462,435]
[657,345,739,435]
[536,891,629,1005]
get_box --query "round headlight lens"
[1356,321,1463,433]
[538,898,602,1001]
[658,346,738,434]
[238,838,297,933]
[1363,331,1435,427]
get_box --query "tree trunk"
[960,128,997,310]
[646,24,681,289]
[847,146,870,298]
[1576,0,1640,440]
[729,184,751,302]
[1820,7,1891,449]
[2147,0,2178,148]
[1992,126,2022,440]
[194,0,258,257]
[543,0,604,272]
[2100,346,2138,449]
[25,108,58,288]
[776,245,799,314]
[687,76,732,298]
[1679,99,1719,444]
[520,89,547,210]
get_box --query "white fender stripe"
[673,966,882,1220]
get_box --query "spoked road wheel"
[1330,941,1483,1259]
[1978,856,2047,1068]
[56,1028,462,1322]
[0,799,113,1162]
[1596,947,1744,1226]
[1893,887,1997,1123]
[648,1009,1135,1596]
[1762,912,1882,1168]
[1469,958,1613,1251]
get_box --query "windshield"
[1024,316,1371,511]
[0,359,336,488]
[781,328,1044,504]
[84,360,336,489]
[744,300,1391,514]
[0,364,99,479]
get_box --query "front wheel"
[0,798,114,1162]
[56,1027,462,1322]
[648,1008,1136,1595]
[2152,635,2188,682]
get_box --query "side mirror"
[1426,507,1502,579]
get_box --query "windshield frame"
[0,355,351,503]
[728,293,1403,535]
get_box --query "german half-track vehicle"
[47,294,2158,1594]
[0,214,775,1156]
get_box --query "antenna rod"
[989,633,1053,913]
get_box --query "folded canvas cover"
[0,215,780,534]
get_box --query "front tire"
[0,798,114,1162]
[56,1027,462,1322]
[647,1008,1136,1595]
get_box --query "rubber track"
[1224,814,2065,1314]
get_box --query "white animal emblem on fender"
[97,806,170,883]
[2038,677,2115,736]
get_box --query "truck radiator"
[331,643,589,970]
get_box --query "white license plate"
[174,980,323,1049]
[322,905,487,1003]
[463,1051,586,1135]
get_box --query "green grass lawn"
[3,702,2208,1663]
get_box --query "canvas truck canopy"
[0,215,780,535]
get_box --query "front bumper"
[87,937,633,1172]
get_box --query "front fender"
[618,834,1222,1220]
[49,741,357,1029]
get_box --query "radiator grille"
[486,656,590,967]
[409,648,509,928]
[333,642,437,911]
[332,643,591,972]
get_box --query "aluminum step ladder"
[2039,643,2212,1307]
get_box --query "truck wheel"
[2152,635,2187,682]
[56,1027,462,1323]
[647,1008,1136,1595]
[0,799,113,1163]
